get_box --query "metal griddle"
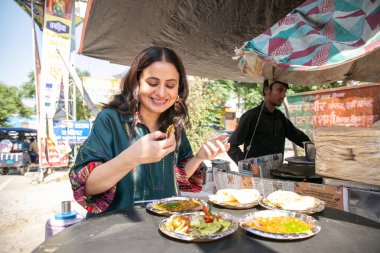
[271,156,322,183]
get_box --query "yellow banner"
[39,0,73,168]
[15,0,45,30]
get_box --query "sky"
[0,0,127,87]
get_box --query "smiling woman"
[69,46,229,218]
[137,61,180,131]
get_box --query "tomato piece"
[202,206,210,216]
[204,215,214,223]
[185,219,191,233]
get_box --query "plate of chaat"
[146,197,207,216]
[159,207,238,242]
[239,210,321,240]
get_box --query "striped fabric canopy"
[236,0,380,85]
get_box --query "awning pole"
[283,97,299,157]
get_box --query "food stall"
[32,0,380,251]
[229,0,380,223]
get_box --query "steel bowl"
[303,142,316,161]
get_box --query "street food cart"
[31,0,380,251]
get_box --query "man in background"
[28,137,39,164]
[227,80,310,165]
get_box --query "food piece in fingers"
[221,136,230,151]
[224,143,230,152]
[166,124,175,139]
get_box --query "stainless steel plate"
[259,197,325,214]
[159,211,238,242]
[146,197,207,216]
[239,210,321,240]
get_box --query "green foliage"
[0,83,33,126]
[203,79,235,124]
[73,68,92,120]
[19,72,36,99]
[288,81,347,94]
[186,78,233,151]
[233,82,262,110]
[76,69,91,79]
[186,79,260,151]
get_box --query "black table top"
[33,203,380,253]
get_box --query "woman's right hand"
[125,131,176,166]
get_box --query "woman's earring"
[176,95,180,102]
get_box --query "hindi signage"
[284,83,380,135]
[53,120,91,144]
[39,0,73,168]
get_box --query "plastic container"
[45,201,84,241]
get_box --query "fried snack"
[220,136,230,151]
[232,189,261,204]
[166,124,175,138]
[209,189,261,205]
[265,190,321,211]
[153,198,202,212]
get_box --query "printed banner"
[284,83,380,136]
[15,0,84,30]
[15,0,45,30]
[82,77,122,105]
[53,120,91,144]
[39,0,73,168]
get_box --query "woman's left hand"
[195,134,230,161]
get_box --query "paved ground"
[0,170,86,253]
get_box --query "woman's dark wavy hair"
[104,46,190,144]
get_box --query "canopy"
[236,0,380,85]
[78,0,305,82]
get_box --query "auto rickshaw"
[0,127,37,175]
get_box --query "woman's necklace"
[125,121,177,201]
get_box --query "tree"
[203,79,235,125]
[233,81,262,110]
[17,69,93,120]
[18,71,37,114]
[288,81,347,94]
[73,68,92,120]
[186,78,257,150]
[186,78,237,150]
[186,78,214,151]
[19,72,36,100]
[0,83,33,126]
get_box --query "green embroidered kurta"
[69,108,197,218]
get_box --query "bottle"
[45,201,84,240]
